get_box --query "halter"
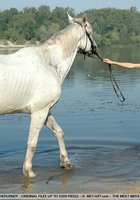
[76,21,97,57]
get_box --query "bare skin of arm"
[103,58,140,69]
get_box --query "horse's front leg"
[23,108,49,178]
[45,113,72,169]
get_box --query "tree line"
[0,5,140,46]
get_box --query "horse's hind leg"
[45,113,72,169]
[23,108,49,177]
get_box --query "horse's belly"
[0,93,31,114]
[0,66,33,114]
[0,89,32,114]
[0,64,61,114]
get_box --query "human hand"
[103,58,114,64]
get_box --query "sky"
[0,0,140,13]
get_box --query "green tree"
[47,23,60,38]
[36,25,48,41]
[12,12,36,40]
[0,6,140,46]
[35,5,51,28]
[0,8,19,39]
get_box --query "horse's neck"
[43,24,82,83]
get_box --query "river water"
[0,47,140,194]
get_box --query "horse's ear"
[67,12,74,24]
[82,14,87,24]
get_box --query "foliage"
[83,7,140,46]
[0,6,140,46]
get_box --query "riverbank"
[0,44,26,48]
[0,40,40,48]
[0,40,26,48]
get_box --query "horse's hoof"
[60,161,73,170]
[28,171,36,178]
[23,169,36,178]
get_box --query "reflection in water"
[0,47,140,193]
[22,177,35,193]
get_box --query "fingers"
[103,58,112,64]
[103,58,109,63]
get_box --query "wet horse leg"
[23,108,49,177]
[45,113,72,169]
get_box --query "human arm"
[103,58,140,69]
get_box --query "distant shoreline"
[0,40,39,48]
[0,45,26,48]
[0,42,27,48]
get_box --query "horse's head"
[67,13,97,57]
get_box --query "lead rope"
[93,51,125,102]
[108,63,125,102]
[77,23,125,102]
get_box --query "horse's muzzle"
[78,46,97,58]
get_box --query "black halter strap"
[85,31,96,54]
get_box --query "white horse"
[0,13,97,177]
